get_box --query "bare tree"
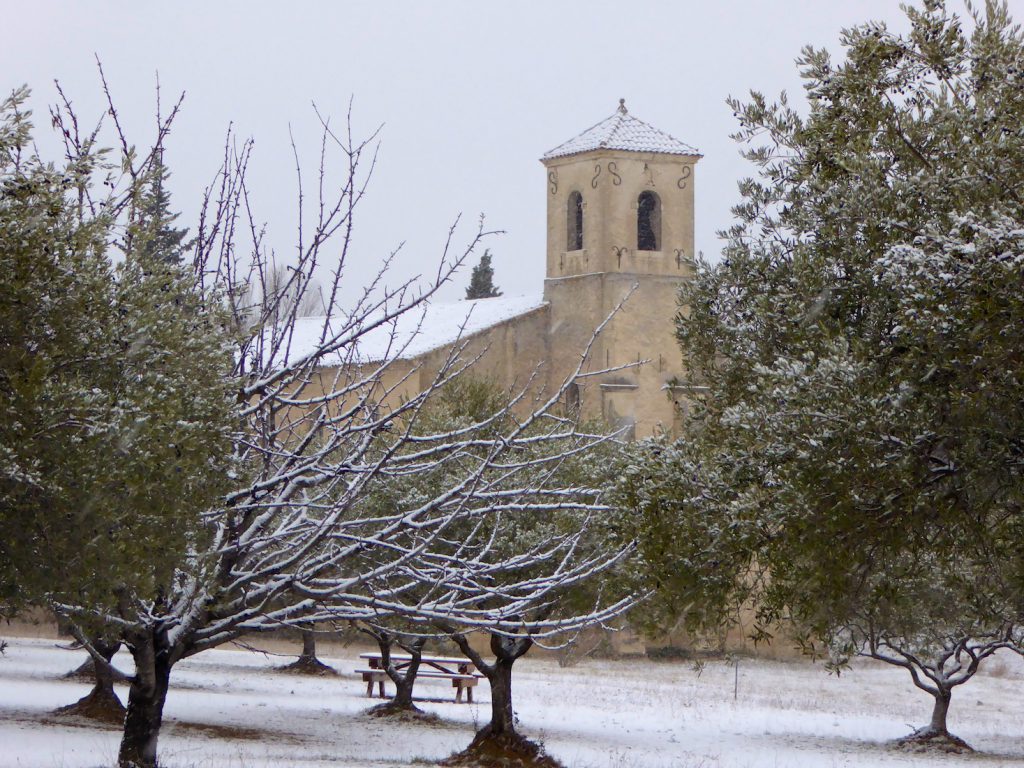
[305,357,637,760]
[40,80,635,768]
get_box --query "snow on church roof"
[543,99,700,160]
[285,293,548,367]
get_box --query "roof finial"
[618,98,628,114]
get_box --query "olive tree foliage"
[0,87,116,613]
[9,76,635,767]
[0,84,237,623]
[618,0,1024,748]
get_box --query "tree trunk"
[450,632,531,737]
[92,649,121,700]
[486,654,516,736]
[928,688,951,735]
[57,637,125,723]
[280,627,335,675]
[118,635,173,768]
[377,633,424,711]
[65,637,127,682]
[389,647,421,709]
[390,674,413,707]
[897,685,971,752]
[300,629,316,662]
[441,632,560,767]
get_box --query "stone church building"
[298,101,702,436]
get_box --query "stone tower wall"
[541,148,699,437]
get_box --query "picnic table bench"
[355,652,482,703]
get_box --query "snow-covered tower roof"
[542,99,701,160]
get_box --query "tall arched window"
[637,191,661,251]
[567,191,583,251]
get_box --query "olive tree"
[620,0,1024,751]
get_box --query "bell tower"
[540,100,701,437]
[541,98,700,280]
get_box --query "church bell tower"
[540,100,701,437]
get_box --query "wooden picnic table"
[355,652,482,703]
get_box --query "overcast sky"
[5,1,1020,305]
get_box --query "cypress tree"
[465,249,502,299]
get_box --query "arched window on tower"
[637,191,661,251]
[567,191,583,251]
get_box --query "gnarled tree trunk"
[452,631,532,737]
[929,688,952,735]
[64,637,128,682]
[57,637,126,723]
[442,632,563,767]
[281,626,335,675]
[361,626,427,715]
[897,685,972,752]
[485,649,517,736]
[118,631,175,768]
[384,635,425,709]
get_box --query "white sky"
[5,1,1020,305]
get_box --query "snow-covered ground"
[2,636,1023,767]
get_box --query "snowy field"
[2,636,1024,768]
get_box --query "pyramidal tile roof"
[543,99,700,160]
